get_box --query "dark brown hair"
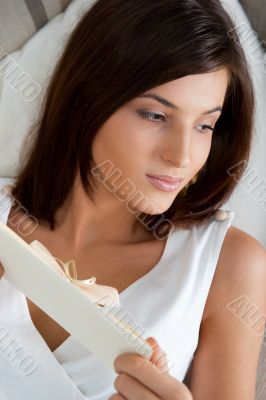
[11,0,255,233]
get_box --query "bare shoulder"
[188,226,266,398]
[203,225,266,322]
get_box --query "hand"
[110,337,193,400]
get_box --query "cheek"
[91,125,147,178]
[191,135,212,164]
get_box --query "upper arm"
[188,226,266,400]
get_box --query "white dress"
[0,177,235,399]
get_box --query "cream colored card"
[0,222,153,370]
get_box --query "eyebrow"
[138,93,222,115]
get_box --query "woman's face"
[91,69,229,215]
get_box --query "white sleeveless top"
[0,177,235,399]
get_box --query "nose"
[161,127,192,168]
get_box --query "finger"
[114,353,187,400]
[147,337,169,373]
[109,393,127,400]
[114,372,160,400]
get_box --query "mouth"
[146,174,184,193]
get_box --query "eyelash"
[137,111,215,133]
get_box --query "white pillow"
[221,0,266,247]
[0,0,95,177]
[0,67,3,101]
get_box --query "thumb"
[146,336,169,373]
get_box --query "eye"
[197,124,215,134]
[137,111,215,133]
[137,111,166,123]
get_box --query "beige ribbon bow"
[29,240,120,308]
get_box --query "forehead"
[141,69,229,114]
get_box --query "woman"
[0,0,265,399]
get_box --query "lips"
[146,174,184,184]
[146,175,184,193]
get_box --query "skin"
[110,228,266,400]
[1,69,266,399]
[49,69,228,251]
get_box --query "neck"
[50,174,153,253]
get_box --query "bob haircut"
[11,0,255,235]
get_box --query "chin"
[139,199,172,215]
